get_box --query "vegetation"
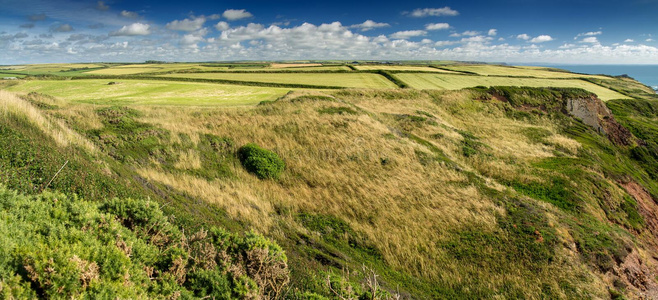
[0,187,288,299]
[238,144,285,180]
[2,62,658,298]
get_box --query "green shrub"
[238,143,285,179]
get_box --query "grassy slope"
[2,65,658,298]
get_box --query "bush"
[238,143,285,179]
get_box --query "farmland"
[2,61,658,299]
[158,72,399,88]
[394,73,630,101]
[5,79,293,106]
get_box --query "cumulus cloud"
[110,23,150,36]
[517,34,531,40]
[28,13,47,21]
[96,1,109,11]
[407,7,459,17]
[624,39,634,43]
[581,37,599,43]
[350,20,390,31]
[647,38,655,42]
[488,29,497,36]
[577,31,602,37]
[214,21,230,31]
[50,24,74,32]
[425,23,450,30]
[120,10,139,19]
[222,9,253,21]
[166,16,206,31]
[389,30,427,39]
[530,35,553,43]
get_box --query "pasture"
[442,64,611,79]
[394,73,630,101]
[158,72,398,88]
[353,65,458,73]
[6,79,293,106]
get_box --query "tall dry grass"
[0,90,97,153]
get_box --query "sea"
[529,64,658,93]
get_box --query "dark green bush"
[238,143,285,179]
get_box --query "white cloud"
[214,21,230,31]
[120,10,139,19]
[461,36,493,43]
[425,23,450,31]
[28,13,47,21]
[166,16,206,31]
[517,34,530,40]
[578,31,602,37]
[96,1,109,11]
[624,39,634,42]
[222,9,253,21]
[408,7,459,17]
[50,24,73,32]
[530,35,553,43]
[181,28,209,45]
[389,30,427,39]
[435,40,456,47]
[110,23,150,36]
[488,29,497,36]
[449,31,480,37]
[350,20,390,31]
[559,43,576,49]
[581,37,599,43]
[647,38,655,42]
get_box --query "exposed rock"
[566,96,635,146]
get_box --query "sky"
[1,0,657,64]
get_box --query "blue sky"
[0,0,657,64]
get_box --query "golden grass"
[0,90,97,153]
[353,65,458,73]
[444,64,611,79]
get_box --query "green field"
[6,79,293,106]
[159,72,398,88]
[442,64,611,79]
[352,65,458,73]
[395,73,630,101]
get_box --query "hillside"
[2,62,658,298]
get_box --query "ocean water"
[540,64,658,92]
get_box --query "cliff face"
[566,96,635,146]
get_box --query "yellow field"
[270,63,323,68]
[353,65,458,73]
[395,73,630,101]
[6,79,293,106]
[158,72,398,88]
[443,65,610,79]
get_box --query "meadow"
[158,72,398,88]
[6,79,293,106]
[441,64,611,79]
[394,73,630,101]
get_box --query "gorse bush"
[238,143,285,179]
[0,187,289,299]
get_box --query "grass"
[442,64,611,79]
[353,65,458,73]
[158,73,398,88]
[6,79,294,106]
[3,63,658,298]
[394,73,630,101]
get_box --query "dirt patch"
[621,181,658,243]
[609,250,658,299]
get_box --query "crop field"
[6,79,293,106]
[353,65,458,73]
[394,73,630,100]
[270,63,323,68]
[159,72,398,88]
[442,64,611,79]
